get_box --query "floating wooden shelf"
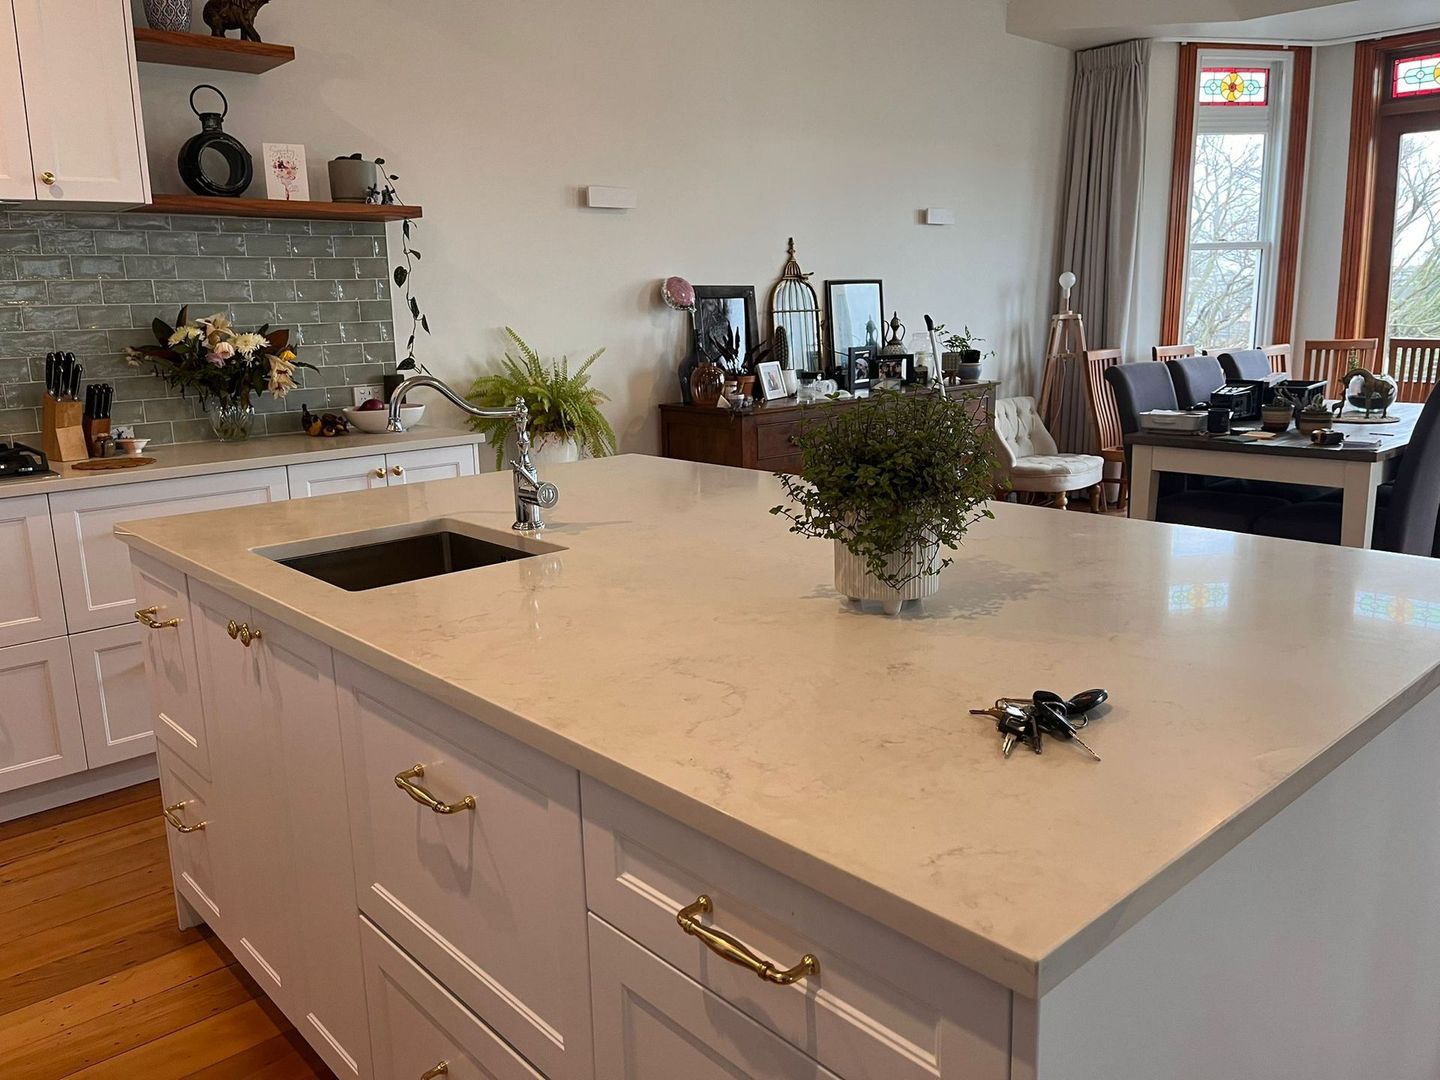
[133,27,295,73]
[135,195,422,222]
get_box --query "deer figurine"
[203,0,271,42]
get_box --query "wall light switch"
[585,186,637,210]
[924,207,956,226]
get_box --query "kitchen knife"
[44,353,56,397]
[101,384,113,419]
[67,362,82,401]
[84,384,95,418]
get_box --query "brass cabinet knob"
[226,619,241,640]
[237,623,262,647]
[391,464,405,477]
[39,170,55,186]
[420,1064,449,1080]
[372,467,386,479]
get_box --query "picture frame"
[838,345,874,393]
[262,142,309,201]
[693,286,758,372]
[756,360,788,401]
[824,280,884,373]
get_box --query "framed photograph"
[838,345,874,392]
[694,286,758,371]
[756,360,787,401]
[825,280,884,372]
[262,143,309,201]
[876,352,909,383]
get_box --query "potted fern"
[466,328,618,468]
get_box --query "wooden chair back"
[1299,338,1379,396]
[1387,338,1440,403]
[1083,349,1125,453]
[1263,343,1291,374]
[1152,344,1197,363]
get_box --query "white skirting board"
[0,753,157,823]
[1012,683,1440,1079]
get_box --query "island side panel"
[1013,685,1440,1080]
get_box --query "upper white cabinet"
[4,0,149,204]
[0,493,66,648]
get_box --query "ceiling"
[1007,0,1440,50]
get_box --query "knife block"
[82,416,111,457]
[43,395,88,461]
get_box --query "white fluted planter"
[526,437,581,470]
[834,538,941,616]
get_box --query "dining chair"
[1152,344,1197,363]
[1104,363,1289,532]
[1256,387,1440,556]
[1165,355,1226,408]
[1216,348,1274,382]
[1264,343,1291,374]
[993,397,1105,511]
[1299,338,1380,396]
[1083,348,1128,510]
[1387,338,1440,404]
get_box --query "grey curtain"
[1054,39,1150,452]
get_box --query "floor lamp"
[1038,271,1089,453]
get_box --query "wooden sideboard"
[660,383,998,474]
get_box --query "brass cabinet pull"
[676,895,819,986]
[39,170,55,185]
[163,800,207,834]
[237,623,262,647]
[391,464,405,477]
[394,764,476,815]
[135,606,180,630]
[226,619,241,639]
[372,467,386,479]
[420,1064,448,1080]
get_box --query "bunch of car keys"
[969,689,1109,761]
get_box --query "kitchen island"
[117,454,1440,1079]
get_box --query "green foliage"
[466,328,618,468]
[770,391,997,589]
[941,325,995,360]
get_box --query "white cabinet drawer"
[589,914,844,1080]
[0,636,86,793]
[336,657,592,1080]
[156,740,224,932]
[361,918,543,1080]
[386,445,477,486]
[70,622,153,767]
[581,778,1012,1080]
[133,552,208,779]
[50,466,288,633]
[287,454,388,499]
[0,493,65,647]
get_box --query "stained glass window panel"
[1199,67,1269,106]
[1393,53,1440,98]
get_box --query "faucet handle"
[533,481,559,510]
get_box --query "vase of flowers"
[126,308,312,443]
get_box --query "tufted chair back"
[993,397,1058,468]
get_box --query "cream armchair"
[993,396,1105,511]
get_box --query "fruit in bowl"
[343,402,425,434]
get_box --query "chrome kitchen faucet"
[387,375,560,531]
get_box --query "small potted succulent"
[771,390,997,616]
[940,326,993,383]
[1296,392,1337,435]
[1261,388,1301,433]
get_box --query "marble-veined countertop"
[115,454,1440,998]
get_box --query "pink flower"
[207,341,236,366]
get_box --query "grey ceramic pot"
[143,0,191,32]
[328,158,379,203]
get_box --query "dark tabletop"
[1126,402,1420,462]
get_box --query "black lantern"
[177,84,253,198]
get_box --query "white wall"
[132,0,1069,452]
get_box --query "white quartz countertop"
[0,427,485,498]
[115,455,1440,998]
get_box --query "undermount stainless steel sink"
[258,519,564,592]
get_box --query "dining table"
[1127,402,1421,549]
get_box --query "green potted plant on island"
[1297,391,1337,435]
[126,308,312,442]
[771,390,997,616]
[941,326,994,383]
[466,328,618,468]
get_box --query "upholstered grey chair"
[1166,356,1227,408]
[1217,349,1273,382]
[1255,387,1440,555]
[1104,363,1288,532]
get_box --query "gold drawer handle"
[676,895,819,986]
[237,623,262,647]
[226,619,241,639]
[394,764,476,815]
[135,606,180,630]
[391,464,405,476]
[163,800,207,834]
[420,1064,448,1080]
[39,170,55,186]
[372,467,386,479]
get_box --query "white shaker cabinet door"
[10,0,149,204]
[0,0,35,200]
[0,636,86,794]
[0,493,66,648]
[70,622,153,768]
[588,915,844,1080]
[385,444,478,487]
[287,454,388,499]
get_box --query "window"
[1179,52,1293,352]
[1393,52,1440,99]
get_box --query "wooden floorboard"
[0,782,332,1080]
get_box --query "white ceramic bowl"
[116,437,150,456]
[343,403,425,434]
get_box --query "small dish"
[116,437,150,456]
[343,403,425,434]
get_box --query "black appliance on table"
[0,442,55,480]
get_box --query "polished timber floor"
[0,782,332,1079]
